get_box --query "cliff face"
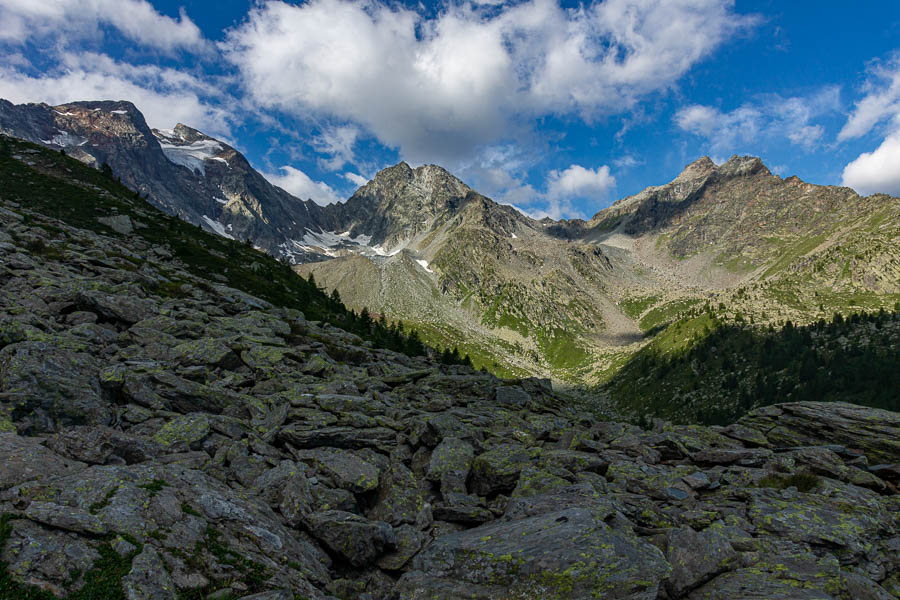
[1,136,899,600]
[0,99,341,259]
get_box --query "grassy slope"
[0,136,429,360]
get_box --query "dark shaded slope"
[607,307,900,425]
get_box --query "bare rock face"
[0,99,339,260]
[0,134,899,600]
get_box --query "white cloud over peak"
[343,172,369,187]
[0,52,233,137]
[842,132,900,196]
[264,166,342,205]
[224,0,756,164]
[0,0,208,52]
[675,87,840,152]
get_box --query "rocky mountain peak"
[155,123,217,145]
[673,156,717,183]
[717,155,771,178]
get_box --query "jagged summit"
[717,154,771,178]
[673,155,717,183]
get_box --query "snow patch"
[371,241,406,257]
[301,228,372,248]
[510,233,518,239]
[214,197,228,205]
[415,259,434,273]
[110,110,128,115]
[158,139,224,175]
[41,130,86,148]
[201,215,235,240]
[53,110,76,116]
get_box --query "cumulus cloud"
[548,164,615,199]
[675,87,840,152]
[264,166,342,205]
[543,164,615,218]
[224,0,756,164]
[0,0,208,52]
[841,132,900,196]
[838,54,900,196]
[839,54,900,142]
[0,52,233,136]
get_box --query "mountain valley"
[2,99,899,425]
[0,134,899,600]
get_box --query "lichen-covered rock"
[427,437,474,494]
[153,412,211,449]
[370,459,425,526]
[0,341,109,433]
[0,518,101,596]
[305,510,396,567]
[295,447,381,494]
[278,425,396,450]
[45,425,161,464]
[0,432,86,489]
[399,507,671,599]
[173,337,240,368]
[122,545,176,600]
[665,526,739,596]
[469,442,536,496]
[745,488,885,557]
[737,402,900,464]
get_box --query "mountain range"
[2,98,898,420]
[2,133,898,599]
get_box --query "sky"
[2,0,900,220]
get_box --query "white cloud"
[0,52,233,137]
[544,164,615,219]
[841,132,900,196]
[264,166,342,205]
[224,0,756,164]
[0,0,208,52]
[547,164,615,199]
[675,88,839,152]
[839,54,900,142]
[343,172,369,186]
[314,125,360,171]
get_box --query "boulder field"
[1,191,899,599]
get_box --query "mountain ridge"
[0,137,899,599]
[2,98,899,418]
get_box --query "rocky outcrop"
[0,139,899,599]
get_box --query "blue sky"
[2,1,900,219]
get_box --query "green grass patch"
[639,298,702,333]
[761,233,829,279]
[0,513,143,600]
[618,294,661,320]
[757,471,821,493]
